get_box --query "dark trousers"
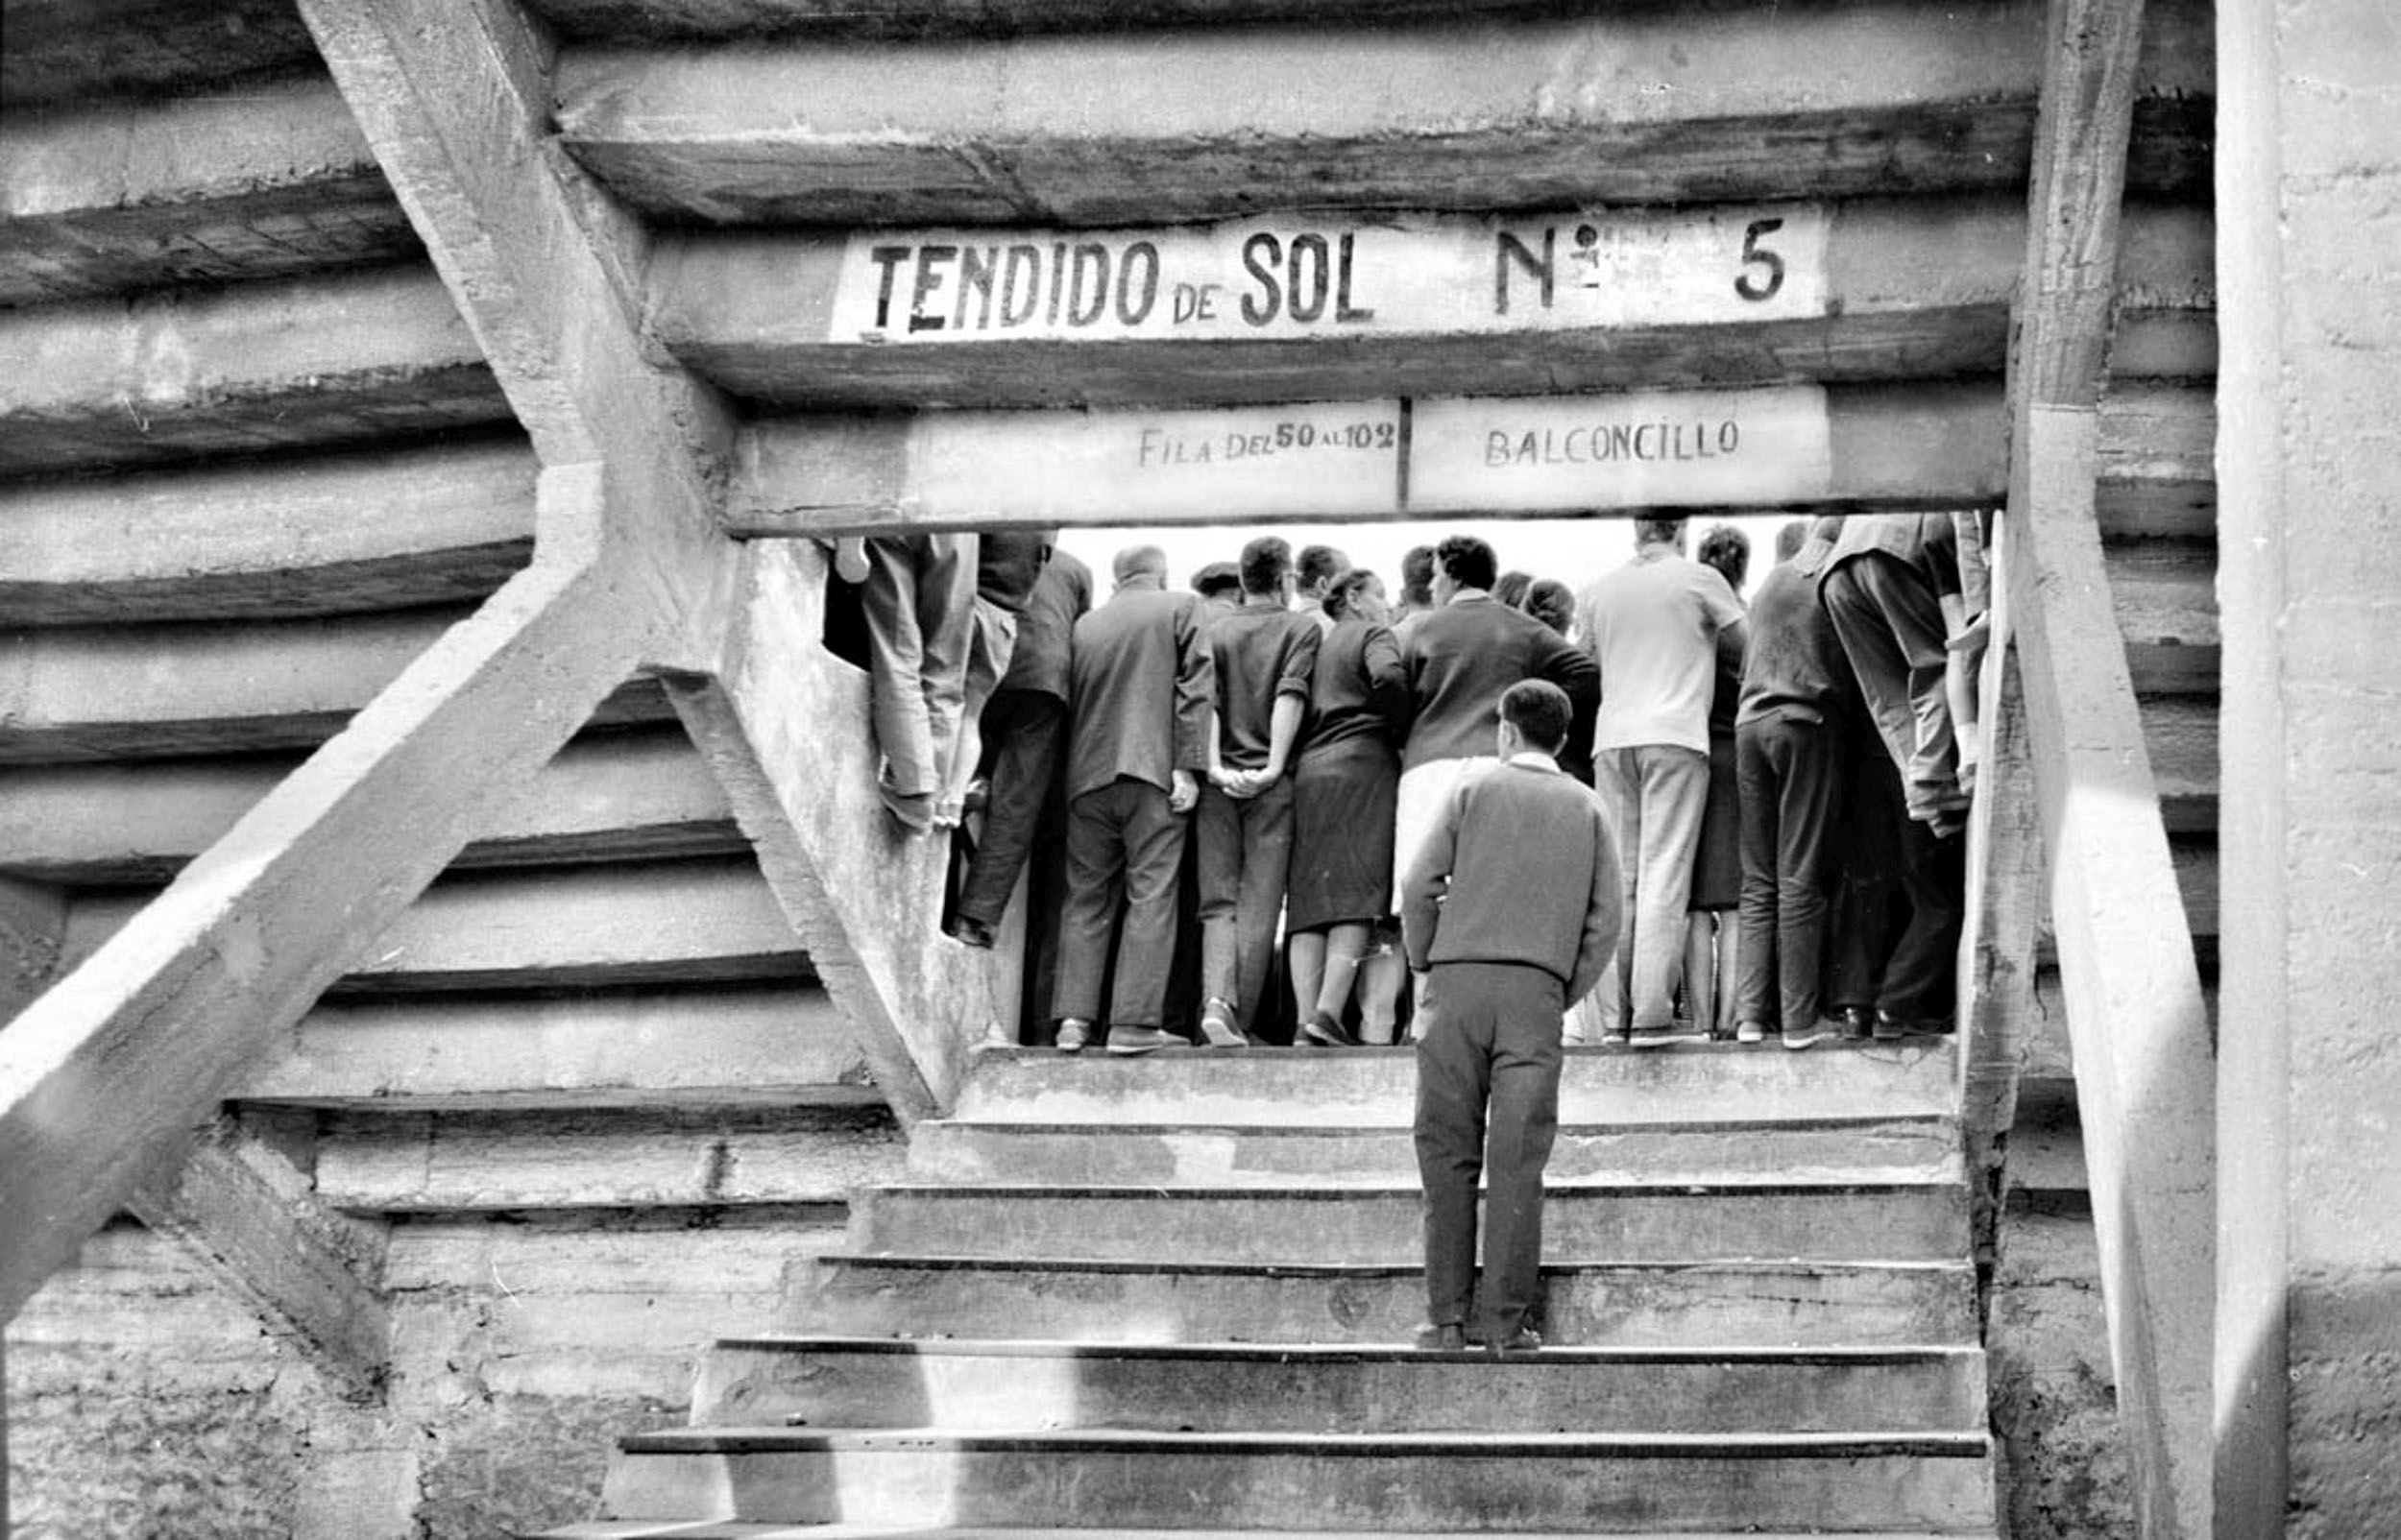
[1827,738,1907,1012]
[1196,775,1295,1030]
[1414,961,1565,1342]
[1734,713,1843,1032]
[955,687,1067,930]
[1880,809,1965,1021]
[1053,779,1186,1028]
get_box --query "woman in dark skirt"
[1288,569,1410,1046]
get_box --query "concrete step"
[848,1180,1971,1265]
[798,1255,1977,1347]
[950,1040,1956,1127]
[546,1528,1998,1540]
[597,1427,1996,1532]
[906,1114,1962,1187]
[692,1335,1988,1436]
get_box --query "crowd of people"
[838,509,1988,1057]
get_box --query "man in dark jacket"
[1402,680,1620,1355]
[1052,546,1213,1055]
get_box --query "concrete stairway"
[546,1040,1997,1537]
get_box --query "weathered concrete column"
[2216,2,2401,1533]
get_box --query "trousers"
[1196,775,1295,1029]
[956,688,1068,931]
[1053,778,1187,1028]
[860,533,977,803]
[1819,553,1966,822]
[1589,744,1709,1032]
[1733,713,1843,1032]
[1414,961,1565,1342]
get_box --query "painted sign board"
[911,400,1406,524]
[1410,386,1833,514]
[831,386,1834,526]
[827,206,1832,346]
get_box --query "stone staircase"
[544,1037,1995,1537]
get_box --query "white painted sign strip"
[1410,386,1835,514]
[909,400,1406,523]
[828,206,1831,346]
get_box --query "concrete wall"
[2217,1,2401,1534]
[6,1214,855,1539]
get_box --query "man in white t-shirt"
[1575,517,1749,1047]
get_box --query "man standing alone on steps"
[1052,546,1214,1056]
[1402,681,1621,1354]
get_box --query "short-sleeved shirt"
[1577,548,1747,756]
[1209,603,1322,772]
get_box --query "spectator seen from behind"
[1053,546,1214,1055]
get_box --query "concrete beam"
[0,726,739,886]
[0,266,513,479]
[553,0,2212,225]
[526,0,1762,43]
[1956,651,2044,1276]
[648,200,2211,409]
[306,0,999,1130]
[0,609,672,766]
[0,73,413,304]
[666,540,1006,1126]
[0,0,321,108]
[124,1116,392,1402]
[237,985,868,1110]
[61,854,809,995]
[733,381,2003,532]
[0,465,679,1323]
[0,435,536,626]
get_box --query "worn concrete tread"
[717,1333,1982,1366]
[546,1527,1996,1540]
[619,1425,1993,1458]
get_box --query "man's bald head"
[1114,544,1169,588]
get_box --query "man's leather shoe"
[1105,1025,1177,1056]
[1490,1327,1543,1355]
[1412,1321,1467,1352]
[1055,1019,1090,1053]
[944,914,996,950]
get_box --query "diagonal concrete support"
[0,464,669,1327]
[125,1115,392,1403]
[303,0,998,1122]
[665,541,997,1127]
[1999,3,2215,1534]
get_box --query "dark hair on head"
[1525,578,1575,637]
[1500,679,1573,755]
[1399,544,1436,600]
[1775,519,1809,562]
[1696,523,1750,593]
[1634,516,1687,547]
[1436,535,1497,592]
[1493,570,1533,609]
[1323,568,1383,621]
[1238,536,1293,597]
[1192,563,1242,599]
[1297,543,1349,593]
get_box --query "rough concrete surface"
[6,1214,847,1538]
[1985,1197,2133,1540]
